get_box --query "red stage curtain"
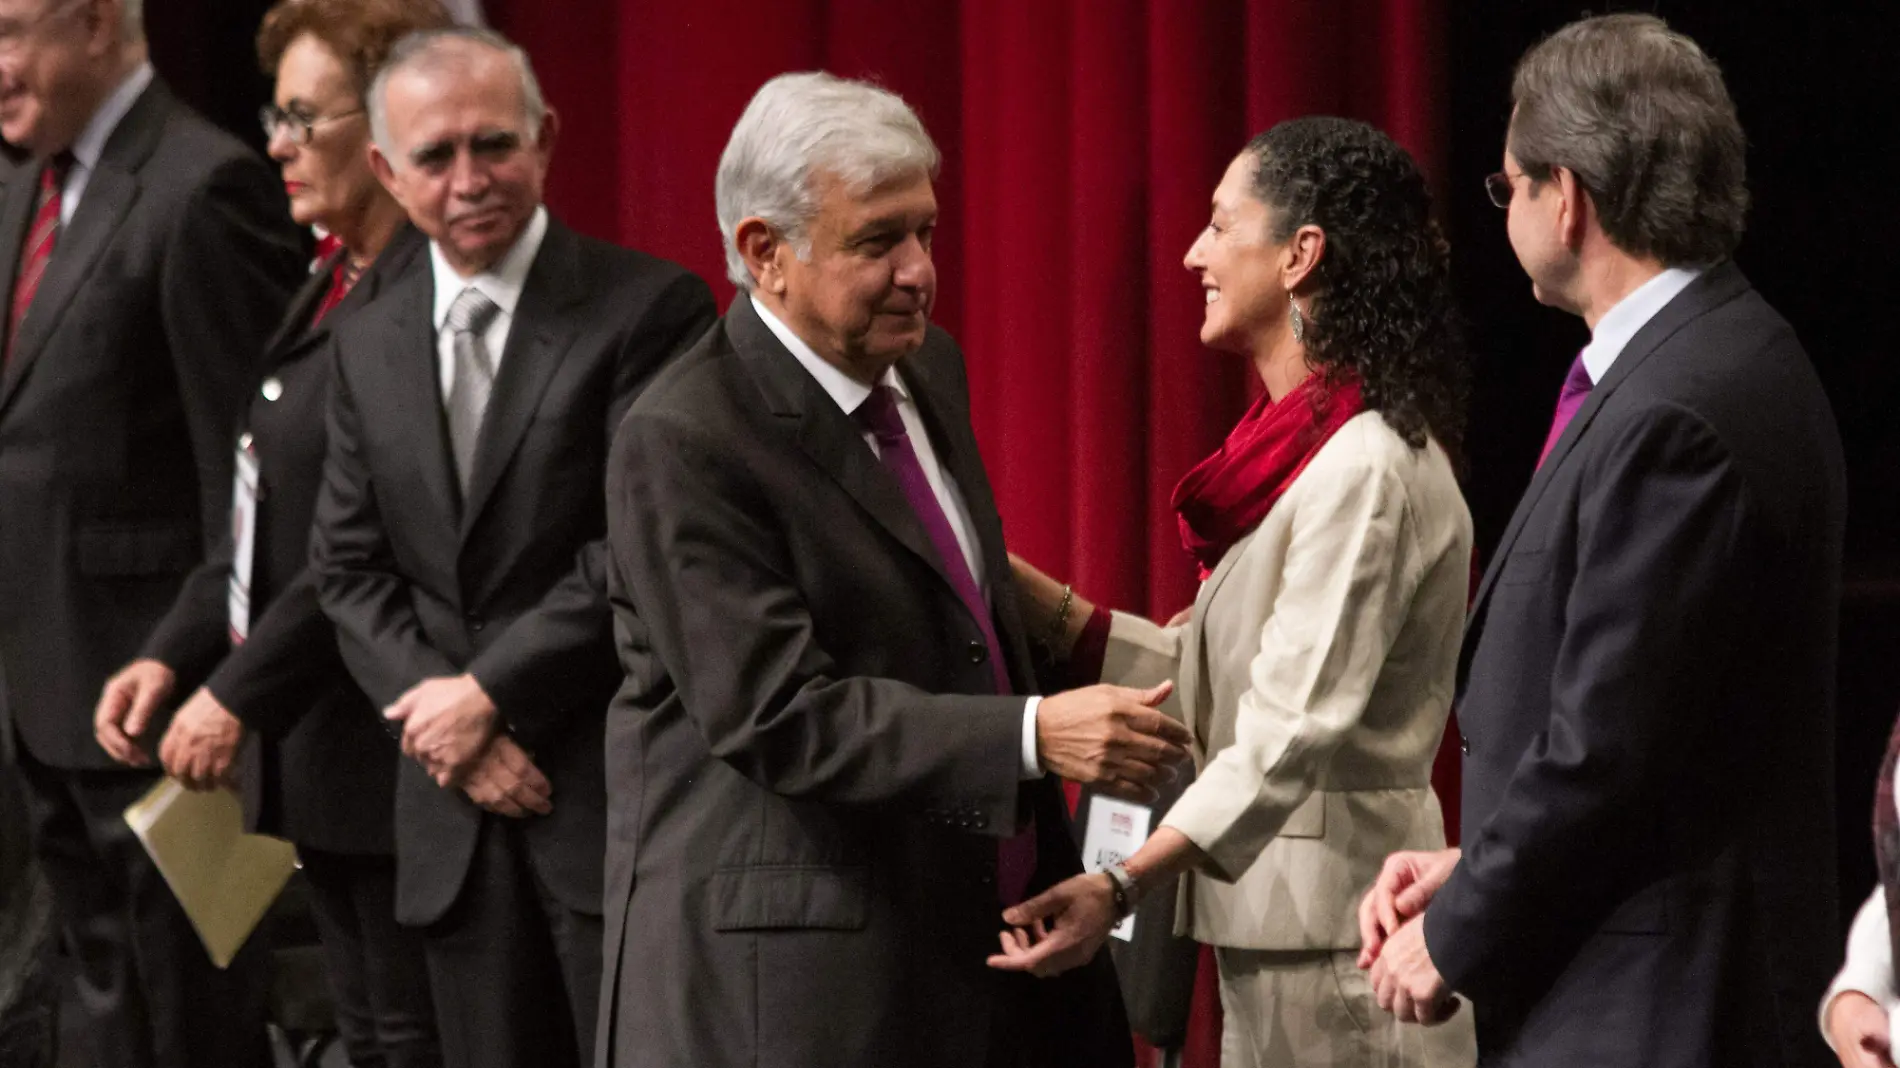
[487,2,1447,1063]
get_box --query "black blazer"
[0,80,304,769]
[596,296,1130,1068]
[1425,263,1845,1068]
[141,226,428,855]
[312,216,714,924]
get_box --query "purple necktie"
[1536,353,1595,468]
[854,384,1037,904]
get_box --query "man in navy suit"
[1359,14,1845,1068]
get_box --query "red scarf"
[1172,373,1366,578]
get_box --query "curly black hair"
[1245,116,1469,454]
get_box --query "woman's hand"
[986,872,1120,978]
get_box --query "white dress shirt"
[430,206,549,399]
[751,297,1043,778]
[1823,886,1896,1049]
[62,62,154,227]
[1578,265,1704,384]
[1822,769,1900,1049]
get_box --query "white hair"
[715,72,940,290]
[368,27,547,167]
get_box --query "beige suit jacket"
[1106,411,1472,950]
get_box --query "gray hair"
[715,72,940,290]
[368,26,547,166]
[119,0,141,40]
[1508,13,1747,266]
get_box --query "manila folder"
[123,779,296,968]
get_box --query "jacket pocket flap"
[710,865,870,931]
[76,521,197,577]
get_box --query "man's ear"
[736,217,785,296]
[1554,166,1591,252]
[368,142,399,197]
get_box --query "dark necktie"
[1536,353,1594,468]
[854,384,1037,904]
[6,152,74,365]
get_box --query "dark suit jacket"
[312,216,714,925]
[1426,263,1844,1068]
[141,226,428,855]
[0,80,304,769]
[597,296,1131,1068]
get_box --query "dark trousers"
[421,817,600,1068]
[302,847,441,1068]
[15,745,271,1068]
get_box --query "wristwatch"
[1102,862,1139,920]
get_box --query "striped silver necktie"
[444,286,501,492]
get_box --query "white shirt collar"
[749,294,907,413]
[430,205,549,330]
[69,62,153,172]
[1579,265,1705,384]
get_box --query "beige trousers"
[1214,947,1476,1068]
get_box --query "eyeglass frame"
[259,103,366,146]
[1484,170,1533,210]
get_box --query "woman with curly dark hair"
[994,117,1477,1067]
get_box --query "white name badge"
[1082,797,1151,941]
[227,442,259,644]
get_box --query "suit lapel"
[1464,262,1754,634]
[729,297,969,609]
[375,264,460,529]
[902,351,1039,683]
[256,251,344,375]
[1177,526,1254,749]
[257,226,430,420]
[458,221,583,540]
[0,82,168,415]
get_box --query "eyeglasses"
[259,104,366,146]
[1484,170,1531,210]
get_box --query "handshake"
[1034,680,1189,802]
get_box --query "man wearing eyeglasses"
[1355,14,1844,1068]
[309,26,713,1068]
[0,0,305,1066]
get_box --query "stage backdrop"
[482,1,1446,1062]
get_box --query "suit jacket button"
[466,613,485,632]
[1460,734,1470,756]
[260,377,283,402]
[967,641,987,664]
[973,814,989,829]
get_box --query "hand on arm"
[1370,914,1460,1025]
[1358,847,1462,966]
[987,826,1204,977]
[459,734,553,818]
[94,659,176,766]
[159,688,245,791]
[385,674,499,788]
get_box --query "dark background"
[148,0,1900,931]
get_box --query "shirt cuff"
[1020,697,1042,779]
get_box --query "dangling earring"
[1288,295,1307,344]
